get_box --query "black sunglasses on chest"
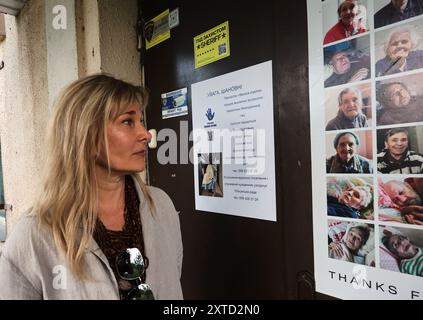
[115,248,155,300]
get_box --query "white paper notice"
[191,61,276,221]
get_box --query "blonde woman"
[0,74,183,300]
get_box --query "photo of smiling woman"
[377,126,423,174]
[326,130,373,173]
[0,74,183,300]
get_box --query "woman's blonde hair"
[34,74,153,278]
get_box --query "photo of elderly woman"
[376,73,423,126]
[328,220,375,266]
[380,225,423,277]
[327,177,374,220]
[379,177,423,224]
[326,130,373,173]
[375,22,423,77]
[325,82,372,131]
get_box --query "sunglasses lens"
[128,284,155,300]
[116,248,145,280]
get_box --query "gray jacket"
[326,111,368,131]
[0,181,183,300]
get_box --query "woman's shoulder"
[147,186,173,205]
[145,186,178,215]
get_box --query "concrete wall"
[0,0,49,249]
[76,0,101,76]
[0,0,143,248]
[98,0,141,85]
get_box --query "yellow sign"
[145,9,170,50]
[193,21,230,69]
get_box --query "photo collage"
[324,0,423,277]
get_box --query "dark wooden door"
[142,0,321,299]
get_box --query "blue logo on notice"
[205,108,215,121]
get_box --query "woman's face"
[336,134,358,162]
[387,31,412,60]
[345,228,365,252]
[339,91,361,120]
[384,83,411,108]
[97,103,151,174]
[340,187,363,209]
[385,132,408,158]
[389,234,417,259]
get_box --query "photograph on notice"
[376,72,423,126]
[327,176,374,220]
[328,220,375,266]
[375,20,423,77]
[323,36,371,88]
[198,153,223,197]
[377,126,423,174]
[326,130,373,173]
[325,82,372,131]
[380,225,423,277]
[323,0,369,45]
[374,0,423,29]
[379,177,423,224]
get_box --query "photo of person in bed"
[379,177,423,224]
[380,226,423,277]
[327,177,373,219]
[328,221,375,266]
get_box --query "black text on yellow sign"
[194,21,230,69]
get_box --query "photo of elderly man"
[326,85,370,130]
[375,0,423,29]
[324,37,371,88]
[375,24,423,77]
